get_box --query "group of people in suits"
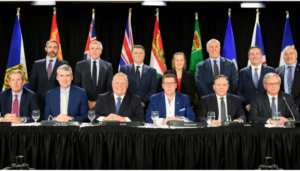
[0,37,299,126]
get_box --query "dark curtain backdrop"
[0,2,299,86]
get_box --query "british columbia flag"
[118,9,134,70]
[83,10,96,60]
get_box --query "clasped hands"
[53,113,74,122]
[269,117,290,125]
[102,113,126,122]
[211,119,242,126]
[1,113,22,124]
[162,116,182,125]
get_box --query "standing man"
[195,39,238,97]
[119,45,157,108]
[74,41,113,110]
[276,46,300,109]
[237,46,275,114]
[29,39,69,121]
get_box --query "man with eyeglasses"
[249,73,300,124]
[198,75,246,126]
[145,74,195,124]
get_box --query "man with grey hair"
[44,64,89,122]
[195,39,238,98]
[0,70,38,124]
[93,72,144,122]
[29,39,69,121]
[74,40,113,110]
[249,73,300,124]
[276,46,300,109]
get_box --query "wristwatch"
[20,118,25,123]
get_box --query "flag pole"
[53,7,56,14]
[156,8,159,15]
[17,7,20,15]
[195,12,198,19]
[286,11,289,18]
[129,8,132,14]
[228,8,231,16]
[256,8,259,14]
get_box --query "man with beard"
[29,39,68,121]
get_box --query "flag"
[222,10,238,70]
[248,10,267,66]
[150,9,167,81]
[189,13,203,76]
[279,12,294,67]
[83,9,97,60]
[119,8,134,70]
[2,9,29,91]
[50,7,63,60]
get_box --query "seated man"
[44,64,89,122]
[145,74,196,124]
[249,73,300,125]
[198,75,246,126]
[93,73,144,122]
[0,70,38,124]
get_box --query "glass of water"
[151,111,159,126]
[273,111,281,127]
[88,110,96,125]
[207,111,215,126]
[32,110,40,123]
[226,115,232,122]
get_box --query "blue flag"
[222,14,238,70]
[2,13,29,91]
[83,12,97,60]
[279,13,294,66]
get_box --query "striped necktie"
[287,66,293,93]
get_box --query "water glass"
[272,111,281,127]
[207,111,215,126]
[151,111,159,126]
[32,110,40,123]
[226,115,232,122]
[88,110,96,124]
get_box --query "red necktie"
[47,60,53,79]
[12,94,18,117]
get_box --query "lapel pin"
[177,102,179,104]
[297,69,299,71]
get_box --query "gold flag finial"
[129,8,132,14]
[17,7,20,15]
[228,8,231,16]
[53,7,56,14]
[256,8,259,14]
[286,11,289,18]
[92,8,95,14]
[195,12,198,19]
[156,8,159,15]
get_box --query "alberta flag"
[222,12,238,70]
[279,12,294,67]
[2,11,29,91]
[119,9,134,70]
[248,10,267,66]
[83,10,97,60]
[150,10,167,81]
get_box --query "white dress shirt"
[266,93,278,124]
[134,63,143,78]
[60,87,70,114]
[97,93,131,122]
[90,58,100,86]
[156,94,175,124]
[251,64,262,82]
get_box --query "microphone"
[283,96,296,127]
[48,115,53,121]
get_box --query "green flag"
[189,14,203,76]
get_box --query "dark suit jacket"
[119,63,157,106]
[29,58,68,120]
[44,85,89,122]
[145,92,196,123]
[198,93,246,122]
[249,92,300,123]
[237,65,275,106]
[276,63,300,108]
[0,88,38,123]
[93,91,144,121]
[74,58,113,101]
[195,57,238,97]
[164,70,195,103]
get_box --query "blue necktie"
[287,66,293,93]
[136,66,141,87]
[220,97,226,121]
[116,97,121,114]
[271,97,276,116]
[253,68,259,88]
[92,61,97,92]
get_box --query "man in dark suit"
[74,41,113,110]
[198,75,246,125]
[29,39,69,120]
[119,45,157,108]
[276,46,300,109]
[249,73,300,124]
[145,74,196,124]
[93,73,144,122]
[44,65,89,122]
[1,70,38,123]
[195,39,238,97]
[237,46,275,114]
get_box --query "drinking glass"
[32,110,40,123]
[226,115,232,122]
[88,110,96,125]
[151,111,159,126]
[207,111,215,126]
[272,111,281,127]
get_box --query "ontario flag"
[248,10,267,66]
[2,9,29,91]
[50,7,63,60]
[83,9,97,60]
[150,9,167,81]
[118,8,134,70]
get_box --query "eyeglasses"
[264,82,280,86]
[163,82,177,86]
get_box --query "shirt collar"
[46,56,57,62]
[134,63,143,68]
[216,94,227,100]
[91,58,100,63]
[209,56,221,63]
[285,62,297,69]
[60,87,71,93]
[113,93,125,99]
[164,93,175,101]
[267,93,278,99]
[12,89,23,97]
[251,64,262,71]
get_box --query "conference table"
[0,123,299,169]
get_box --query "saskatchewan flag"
[150,9,167,82]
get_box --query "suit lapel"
[247,65,256,89]
[292,63,300,92]
[180,70,186,91]
[97,59,105,90]
[263,93,272,118]
[19,89,26,117]
[220,57,225,74]
[277,92,285,114]
[118,93,129,116]
[68,86,75,115]
[160,93,166,118]
[7,90,13,115]
[174,93,180,116]
[205,59,214,81]
[278,66,285,91]
[55,88,61,115]
[108,93,116,114]
[41,59,48,79]
[212,94,219,119]
[86,59,92,81]
[258,65,266,89]
[50,59,60,80]
[226,94,232,119]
